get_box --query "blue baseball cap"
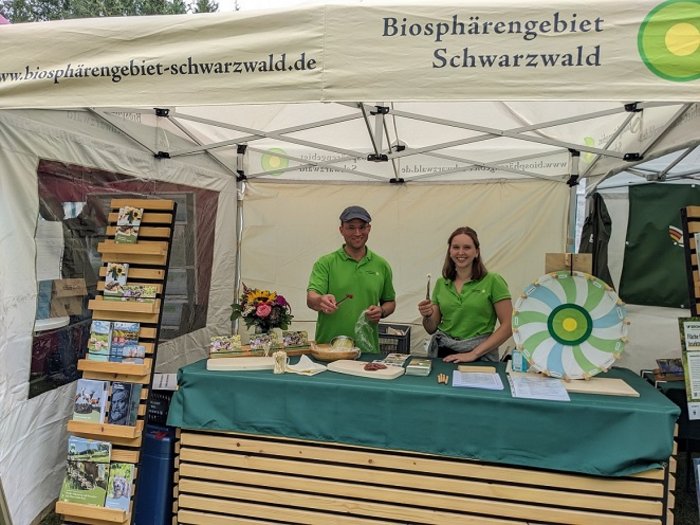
[339,205,371,223]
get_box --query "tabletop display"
[513,271,628,379]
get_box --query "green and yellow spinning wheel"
[512,271,628,379]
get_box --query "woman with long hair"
[418,227,513,362]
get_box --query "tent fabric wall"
[0,109,237,525]
[593,178,697,375]
[239,180,569,347]
[0,1,698,523]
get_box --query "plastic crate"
[378,323,411,354]
[147,390,174,426]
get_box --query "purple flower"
[275,295,289,307]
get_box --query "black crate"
[378,323,411,354]
[147,390,174,427]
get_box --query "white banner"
[0,0,697,108]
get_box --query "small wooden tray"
[206,357,275,371]
[562,377,639,397]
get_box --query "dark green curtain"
[619,184,700,308]
[579,192,613,287]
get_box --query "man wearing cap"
[307,205,396,353]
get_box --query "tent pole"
[567,185,578,253]
[567,150,581,253]
[233,178,245,334]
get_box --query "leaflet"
[509,374,570,402]
[451,371,504,390]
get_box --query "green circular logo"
[638,0,700,82]
[260,148,289,174]
[582,136,596,163]
[547,303,593,346]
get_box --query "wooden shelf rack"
[56,198,176,525]
[681,205,700,316]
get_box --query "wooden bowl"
[310,343,360,362]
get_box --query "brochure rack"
[681,206,700,316]
[56,198,176,525]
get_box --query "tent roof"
[0,1,698,182]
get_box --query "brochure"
[452,370,504,390]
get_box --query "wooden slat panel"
[91,310,159,324]
[178,508,399,525]
[55,515,129,525]
[99,267,165,280]
[58,197,174,525]
[98,240,168,256]
[101,253,167,265]
[178,470,661,524]
[178,494,522,525]
[667,509,675,525]
[110,198,175,211]
[81,370,151,385]
[89,297,160,315]
[108,211,173,224]
[98,282,163,294]
[66,419,144,441]
[179,482,660,525]
[78,358,151,379]
[179,432,664,497]
[178,509,315,525]
[138,327,158,339]
[55,501,128,524]
[179,453,660,515]
[689,221,700,234]
[112,450,140,463]
[107,225,172,238]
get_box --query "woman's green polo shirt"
[432,272,510,340]
[308,246,395,352]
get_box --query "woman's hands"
[443,351,480,364]
[417,299,433,318]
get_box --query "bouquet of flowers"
[231,283,294,332]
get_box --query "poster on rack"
[679,318,700,420]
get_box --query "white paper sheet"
[451,371,504,390]
[35,219,63,281]
[509,375,570,402]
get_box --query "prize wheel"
[512,271,628,379]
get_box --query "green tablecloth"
[168,357,679,477]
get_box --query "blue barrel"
[133,425,175,525]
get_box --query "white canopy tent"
[0,1,698,522]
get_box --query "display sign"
[679,317,700,420]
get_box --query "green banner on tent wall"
[619,184,700,308]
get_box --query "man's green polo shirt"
[432,272,510,340]
[308,246,395,352]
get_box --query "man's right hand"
[318,294,338,315]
